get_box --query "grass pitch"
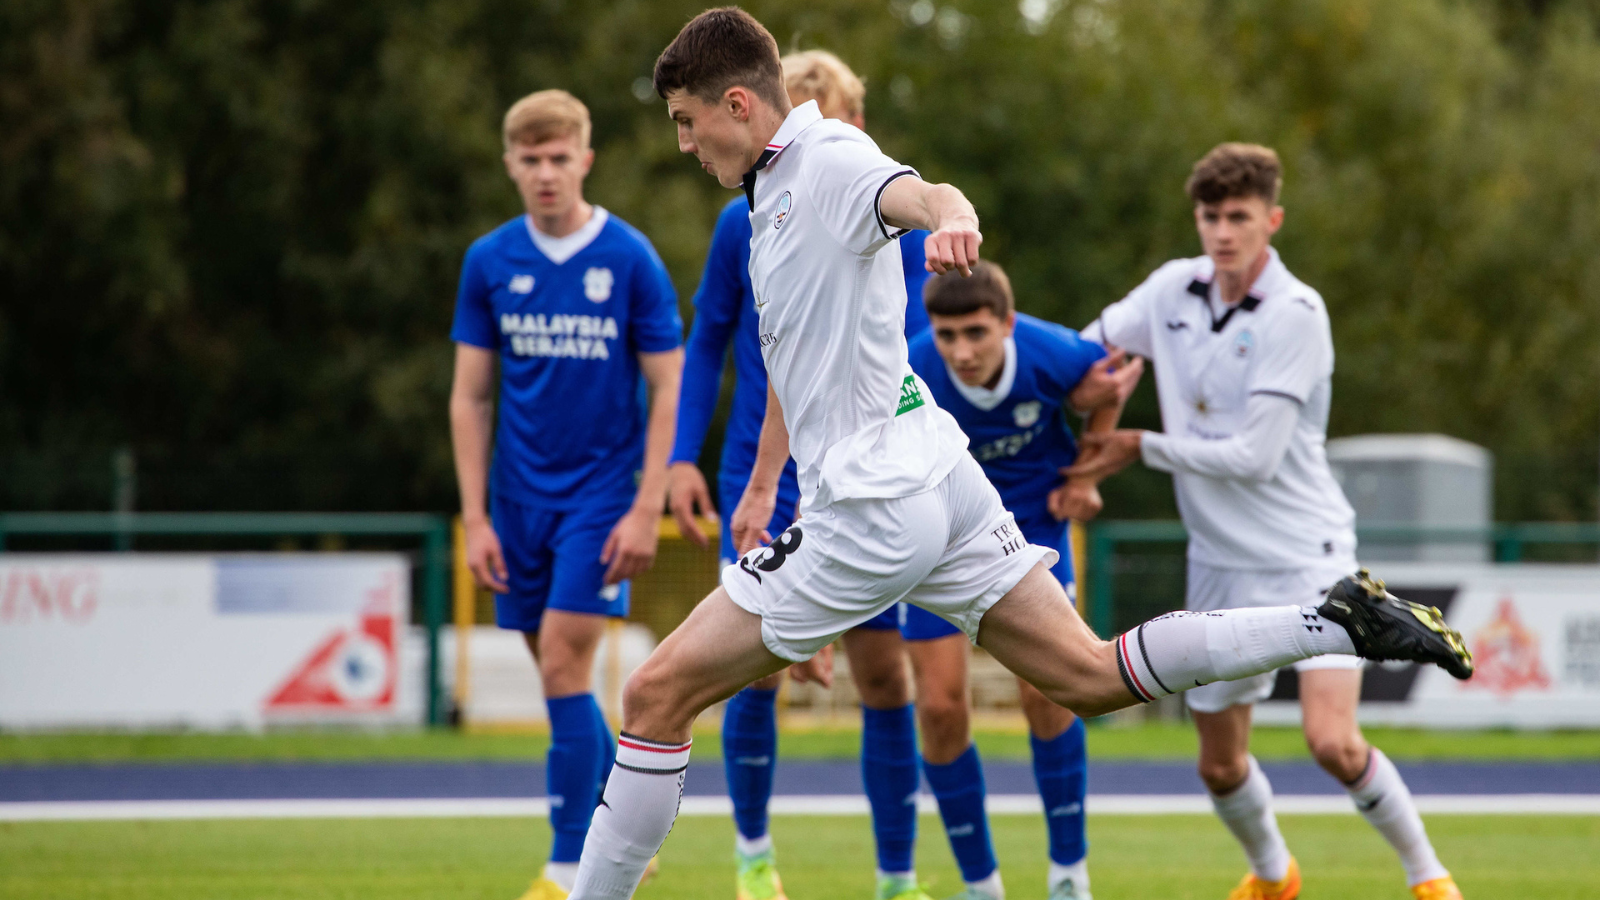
[2,813,1596,899]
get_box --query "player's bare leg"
[571,588,788,899]
[1194,704,1300,899]
[1299,669,1458,898]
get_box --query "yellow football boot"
[1224,857,1301,900]
[1411,876,1464,900]
[735,847,788,900]
[514,877,568,900]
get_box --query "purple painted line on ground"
[2,760,1596,803]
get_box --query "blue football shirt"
[670,197,931,502]
[452,212,683,510]
[908,313,1106,527]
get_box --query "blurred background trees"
[3,0,1598,520]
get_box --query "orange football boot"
[1411,875,1464,900]
[1224,857,1301,900]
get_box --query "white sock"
[1346,748,1449,886]
[966,869,1004,899]
[1048,858,1089,894]
[1118,606,1356,702]
[877,869,917,885]
[735,833,773,858]
[569,733,692,900]
[1210,756,1292,882]
[542,862,578,891]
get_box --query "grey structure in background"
[1328,434,1493,562]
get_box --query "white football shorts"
[1183,558,1363,713]
[721,454,1056,662]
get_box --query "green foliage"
[2,0,1598,517]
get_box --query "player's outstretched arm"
[602,348,684,585]
[880,176,982,276]
[449,344,508,593]
[730,383,790,556]
[1052,349,1145,521]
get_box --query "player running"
[568,13,1472,899]
[902,261,1142,900]
[448,89,684,900]
[667,47,962,900]
[665,48,938,900]
[1068,143,1465,900]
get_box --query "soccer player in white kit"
[1069,144,1465,900]
[566,14,1472,900]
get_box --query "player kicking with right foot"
[566,13,1472,900]
[1068,143,1469,900]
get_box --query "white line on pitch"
[3,794,1598,821]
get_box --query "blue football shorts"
[490,493,633,632]
[898,514,1075,642]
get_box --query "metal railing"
[1084,520,1600,638]
[0,512,453,726]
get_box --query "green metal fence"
[0,512,453,727]
[1084,520,1600,639]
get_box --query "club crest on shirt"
[1012,401,1042,428]
[508,274,535,294]
[583,267,613,303]
[774,191,793,229]
[1234,329,1254,357]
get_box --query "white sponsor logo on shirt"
[500,313,618,360]
[583,267,614,302]
[508,274,535,294]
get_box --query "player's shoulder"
[594,211,663,263]
[907,325,938,361]
[466,215,528,261]
[1014,313,1104,371]
[1257,254,1329,326]
[711,196,753,241]
[796,120,893,176]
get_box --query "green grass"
[3,723,1599,764]
[1,813,1596,899]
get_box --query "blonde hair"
[781,50,865,120]
[502,89,591,150]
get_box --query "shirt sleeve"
[671,210,746,466]
[1247,301,1331,404]
[627,242,684,355]
[803,137,918,256]
[1039,324,1109,399]
[1081,265,1167,358]
[449,245,498,350]
[1140,392,1300,481]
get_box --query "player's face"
[667,89,752,190]
[503,135,593,220]
[1195,196,1284,276]
[930,308,1015,389]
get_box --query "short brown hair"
[782,50,865,120]
[923,260,1015,319]
[653,7,788,111]
[1185,143,1282,205]
[503,89,591,150]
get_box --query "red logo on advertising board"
[1464,597,1551,697]
[0,567,99,624]
[265,573,398,711]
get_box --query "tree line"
[2,0,1597,521]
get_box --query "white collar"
[1194,246,1286,312]
[526,207,608,265]
[946,337,1017,412]
[742,101,824,208]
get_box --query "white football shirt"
[743,101,969,511]
[1086,248,1357,570]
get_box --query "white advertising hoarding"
[0,554,410,729]
[1257,563,1600,728]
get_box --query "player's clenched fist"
[923,223,983,276]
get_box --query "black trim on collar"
[874,169,918,240]
[1189,278,1264,332]
[741,147,779,210]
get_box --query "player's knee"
[1307,731,1368,781]
[621,658,682,719]
[1198,755,1251,794]
[854,663,910,708]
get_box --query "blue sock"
[722,687,779,841]
[1031,717,1089,865]
[546,693,606,863]
[861,704,918,873]
[923,744,997,883]
[591,697,616,794]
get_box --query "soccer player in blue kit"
[448,89,684,900]
[903,261,1141,900]
[665,50,938,900]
